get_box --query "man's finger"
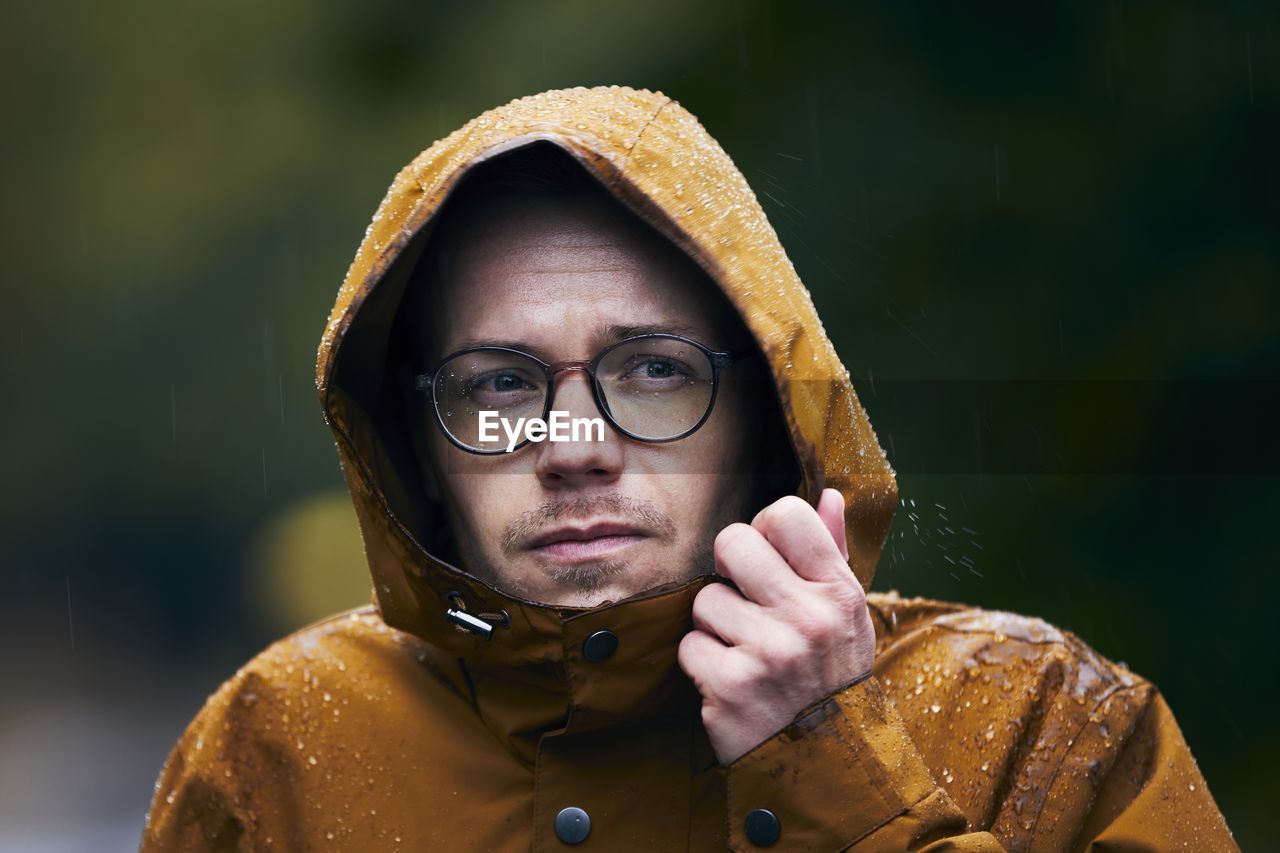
[677,628,731,689]
[691,580,767,648]
[713,522,806,607]
[751,495,847,584]
[816,488,850,562]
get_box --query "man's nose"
[533,371,624,489]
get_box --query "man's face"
[408,189,762,608]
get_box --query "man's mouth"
[526,522,649,562]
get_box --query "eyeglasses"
[414,333,753,454]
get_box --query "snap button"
[744,808,780,846]
[554,806,591,844]
[582,629,618,662]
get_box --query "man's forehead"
[428,282,741,362]
[415,188,748,362]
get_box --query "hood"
[315,85,897,668]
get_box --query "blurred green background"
[1,1,1275,848]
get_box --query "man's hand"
[677,489,875,765]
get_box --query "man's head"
[398,143,792,608]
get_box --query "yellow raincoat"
[141,85,1237,852]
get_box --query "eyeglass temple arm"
[711,346,757,368]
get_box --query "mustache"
[501,493,677,554]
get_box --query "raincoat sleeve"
[141,737,251,853]
[141,669,297,852]
[723,675,1237,852]
[1067,686,1238,851]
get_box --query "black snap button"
[582,629,618,662]
[554,806,591,844]
[744,808,780,846]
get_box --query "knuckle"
[768,495,811,525]
[794,604,842,643]
[713,523,752,562]
[770,631,809,668]
[830,578,867,613]
[700,701,725,731]
[679,641,715,691]
[691,590,716,627]
[677,631,701,668]
[718,660,756,697]
[692,585,713,612]
[700,580,731,605]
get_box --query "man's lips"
[526,522,649,561]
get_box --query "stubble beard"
[498,493,676,599]
[482,481,752,602]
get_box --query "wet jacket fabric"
[142,86,1236,852]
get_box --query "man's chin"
[517,556,692,608]
[540,556,627,597]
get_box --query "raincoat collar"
[314,86,898,741]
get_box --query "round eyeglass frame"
[413,332,754,455]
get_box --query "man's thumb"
[816,488,850,562]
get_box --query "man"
[143,86,1236,851]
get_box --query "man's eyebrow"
[444,323,704,359]
[603,323,700,341]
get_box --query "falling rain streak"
[890,496,985,582]
[885,306,944,362]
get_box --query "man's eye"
[467,372,535,394]
[622,358,690,381]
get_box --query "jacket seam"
[1025,680,1151,842]
[613,96,674,179]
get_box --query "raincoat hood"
[316,85,898,662]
